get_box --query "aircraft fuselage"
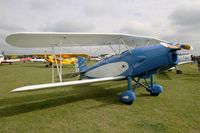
[84,44,179,78]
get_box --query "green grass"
[0,62,200,133]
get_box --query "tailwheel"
[119,90,136,105]
[150,84,163,96]
[176,70,182,74]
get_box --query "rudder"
[75,56,87,72]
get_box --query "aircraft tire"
[150,84,163,96]
[119,90,136,105]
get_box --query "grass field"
[0,62,200,133]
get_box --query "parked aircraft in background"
[20,57,32,62]
[30,58,46,63]
[0,52,21,64]
[169,53,193,74]
[178,53,192,63]
[32,53,88,67]
[90,56,101,61]
[0,53,4,63]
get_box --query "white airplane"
[6,32,192,104]
[0,52,20,64]
[30,58,46,63]
[0,53,4,63]
[90,56,101,61]
[169,53,193,74]
[178,53,192,64]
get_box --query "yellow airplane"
[32,53,89,67]
[45,56,77,67]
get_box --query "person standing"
[197,57,200,71]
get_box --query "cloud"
[118,20,158,36]
[83,0,134,18]
[169,1,200,36]
[41,20,94,32]
[166,1,200,54]
[169,1,200,25]
[0,0,200,55]
[0,20,25,32]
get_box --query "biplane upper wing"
[6,32,166,47]
[11,76,125,92]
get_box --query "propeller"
[161,42,193,50]
[180,44,193,50]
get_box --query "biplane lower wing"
[178,61,194,65]
[11,76,125,92]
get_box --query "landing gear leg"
[120,75,163,105]
[119,77,136,105]
[146,75,163,96]
[132,75,163,96]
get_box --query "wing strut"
[119,38,132,54]
[109,43,118,55]
[51,46,55,83]
[50,37,66,83]
[59,40,62,82]
[52,45,62,82]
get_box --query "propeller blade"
[161,42,193,50]
[180,44,193,50]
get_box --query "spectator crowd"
[191,55,200,71]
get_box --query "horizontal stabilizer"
[11,76,125,92]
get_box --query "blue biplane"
[6,33,192,104]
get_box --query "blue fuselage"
[84,44,179,78]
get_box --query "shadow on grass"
[19,64,74,69]
[0,83,123,118]
[181,73,200,81]
[137,93,151,97]
[183,73,200,77]
[182,78,200,82]
[19,64,48,68]
[157,72,172,80]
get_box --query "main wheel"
[150,84,163,96]
[119,90,136,105]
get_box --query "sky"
[0,0,200,55]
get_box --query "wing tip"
[10,89,17,92]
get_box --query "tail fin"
[75,56,87,72]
